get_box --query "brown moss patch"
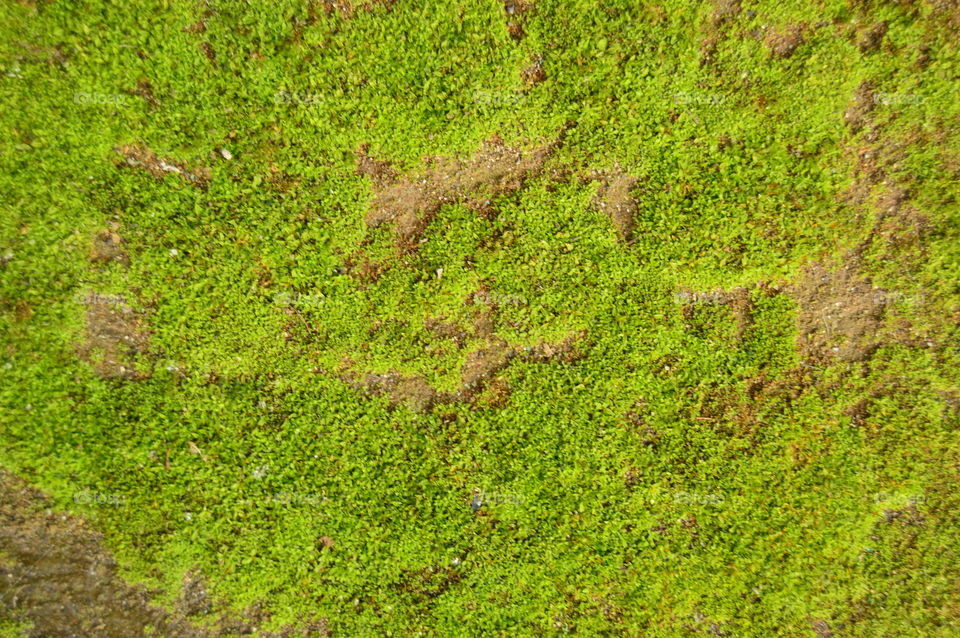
[199,42,216,66]
[130,78,160,108]
[340,250,388,286]
[302,0,396,22]
[115,144,212,189]
[76,295,151,380]
[699,34,720,68]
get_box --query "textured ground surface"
[1,0,959,636]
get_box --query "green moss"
[1,0,958,635]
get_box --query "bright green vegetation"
[0,617,31,638]
[2,0,959,635]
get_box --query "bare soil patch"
[0,471,327,637]
[340,328,588,413]
[676,285,764,341]
[89,225,129,266]
[763,23,808,59]
[355,142,398,188]
[360,137,552,252]
[76,294,151,380]
[789,262,887,363]
[460,339,513,392]
[423,315,469,348]
[710,0,741,27]
[857,21,888,52]
[0,470,202,638]
[176,570,212,617]
[843,81,876,134]
[115,144,212,189]
[341,369,452,414]
[593,171,639,243]
[504,2,534,42]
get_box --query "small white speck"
[168,248,178,257]
[185,512,192,521]
[219,148,233,160]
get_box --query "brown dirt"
[131,78,160,108]
[199,42,216,66]
[676,285,763,340]
[763,23,808,59]
[504,2,534,42]
[522,331,588,364]
[423,316,469,348]
[13,41,69,66]
[182,20,206,34]
[76,294,151,380]
[593,171,639,243]
[843,81,876,134]
[361,137,552,252]
[0,470,202,638]
[857,21,888,52]
[0,469,328,637]
[460,340,513,391]
[521,56,546,86]
[176,570,212,617]
[342,369,451,413]
[89,226,129,266]
[355,142,399,188]
[471,309,498,340]
[789,261,887,363]
[710,0,741,27]
[340,328,588,413]
[115,144,212,189]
